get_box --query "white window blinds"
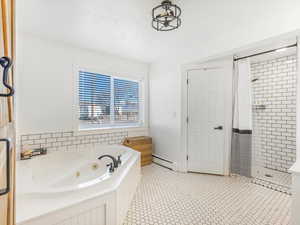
[79,71,140,129]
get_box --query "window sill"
[74,125,148,136]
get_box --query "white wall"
[149,63,181,162]
[16,33,149,135]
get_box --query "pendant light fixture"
[152,0,182,31]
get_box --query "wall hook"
[0,57,14,97]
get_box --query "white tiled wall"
[19,128,148,156]
[251,55,297,172]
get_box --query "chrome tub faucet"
[98,154,122,173]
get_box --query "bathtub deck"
[124,164,291,225]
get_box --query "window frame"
[74,66,147,131]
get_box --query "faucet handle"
[117,155,122,166]
[106,163,114,173]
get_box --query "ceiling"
[17,0,300,64]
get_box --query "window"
[79,71,142,129]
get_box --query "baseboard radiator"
[152,154,174,170]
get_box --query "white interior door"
[187,68,226,175]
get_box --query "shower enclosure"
[231,44,297,194]
[251,53,297,194]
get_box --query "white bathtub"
[16,144,141,225]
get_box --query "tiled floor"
[254,169,292,187]
[124,164,291,225]
[252,178,291,195]
[251,167,292,194]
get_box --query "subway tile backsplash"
[20,130,129,155]
[251,54,297,172]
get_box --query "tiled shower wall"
[19,129,148,157]
[251,54,297,172]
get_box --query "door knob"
[214,126,223,130]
